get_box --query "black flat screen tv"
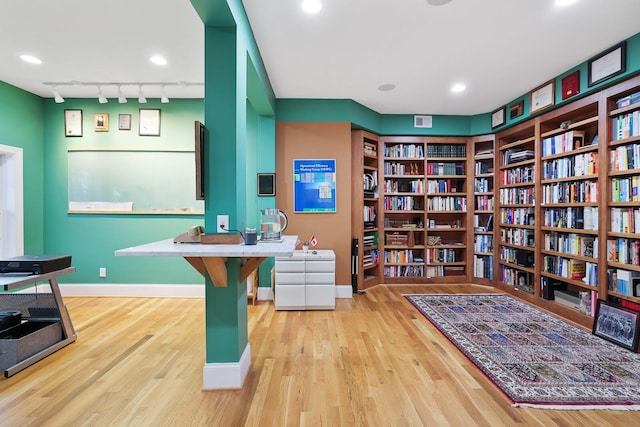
[195,121,205,200]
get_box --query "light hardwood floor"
[0,284,638,426]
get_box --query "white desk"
[0,267,77,377]
[115,236,298,287]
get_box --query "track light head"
[97,86,108,104]
[138,85,147,103]
[117,85,127,103]
[160,85,169,103]
[52,87,64,103]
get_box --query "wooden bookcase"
[471,134,496,285]
[351,130,383,291]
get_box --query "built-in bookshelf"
[471,135,495,284]
[604,75,640,315]
[537,95,601,319]
[496,122,537,296]
[351,130,382,291]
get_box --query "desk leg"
[49,276,77,340]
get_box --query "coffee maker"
[260,209,288,242]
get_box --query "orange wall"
[276,122,352,286]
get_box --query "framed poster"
[293,159,336,213]
[592,299,640,352]
[64,109,83,137]
[118,114,131,130]
[257,173,276,196]
[588,42,626,87]
[139,108,161,136]
[491,107,506,129]
[94,113,109,132]
[509,100,524,119]
[530,80,555,114]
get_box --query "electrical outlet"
[99,267,107,278]
[217,215,229,233]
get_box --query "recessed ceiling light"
[20,55,42,64]
[302,0,322,14]
[378,83,396,91]
[451,83,466,93]
[427,0,453,6]
[555,0,577,6]
[150,55,167,66]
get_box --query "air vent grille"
[414,115,433,128]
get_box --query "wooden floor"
[1,284,639,426]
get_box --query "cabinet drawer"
[275,260,305,273]
[275,272,305,285]
[305,260,335,273]
[306,285,335,310]
[305,272,335,285]
[275,285,305,310]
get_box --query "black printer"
[0,255,72,275]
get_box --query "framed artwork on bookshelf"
[530,80,555,114]
[561,70,580,100]
[592,299,640,352]
[509,101,524,119]
[491,107,506,128]
[588,41,626,87]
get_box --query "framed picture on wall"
[530,80,555,114]
[509,100,524,119]
[491,107,506,129]
[64,109,83,137]
[139,108,161,136]
[118,114,131,130]
[588,41,626,87]
[94,113,109,132]
[257,173,276,196]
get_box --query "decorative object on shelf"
[530,80,555,114]
[588,41,626,87]
[427,235,441,246]
[592,299,640,352]
[407,293,640,408]
[139,108,161,136]
[297,235,318,253]
[491,106,506,128]
[94,113,109,132]
[561,70,580,100]
[509,100,524,119]
[64,109,82,137]
[257,173,276,196]
[118,114,131,131]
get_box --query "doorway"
[0,144,24,258]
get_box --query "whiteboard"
[68,150,204,214]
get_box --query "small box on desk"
[200,234,243,245]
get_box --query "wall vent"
[414,115,433,128]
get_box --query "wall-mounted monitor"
[195,121,205,200]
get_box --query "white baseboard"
[335,285,353,299]
[202,343,251,390]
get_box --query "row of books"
[363,232,378,247]
[611,111,640,141]
[541,151,598,179]
[611,176,640,202]
[363,205,376,222]
[426,248,460,263]
[384,249,418,264]
[474,254,494,279]
[500,266,534,294]
[541,180,598,204]
[541,130,586,156]
[474,161,493,175]
[544,232,597,258]
[616,91,640,109]
[543,206,598,230]
[475,195,494,211]
[426,265,465,278]
[383,144,424,159]
[474,234,493,253]
[500,207,535,226]
[503,149,535,165]
[543,256,589,280]
[607,238,640,265]
[500,166,535,185]
[384,265,424,277]
[362,249,380,267]
[425,162,465,176]
[499,187,535,205]
[474,177,491,192]
[383,179,424,194]
[608,268,640,296]
[426,196,467,212]
[610,143,640,171]
[426,145,466,158]
[383,196,421,211]
[383,162,421,176]
[426,179,461,194]
[500,228,534,247]
[611,207,640,234]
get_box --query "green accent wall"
[0,82,45,254]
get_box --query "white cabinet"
[274,250,335,310]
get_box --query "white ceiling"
[2,0,640,115]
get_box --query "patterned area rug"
[405,293,640,410]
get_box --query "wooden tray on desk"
[200,234,243,245]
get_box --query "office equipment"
[0,255,72,275]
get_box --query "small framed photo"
[530,80,555,114]
[491,107,506,129]
[94,113,109,132]
[588,41,626,87]
[118,114,131,131]
[64,109,83,137]
[509,100,524,119]
[139,108,161,136]
[592,299,640,352]
[257,173,276,196]
[561,70,580,100]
